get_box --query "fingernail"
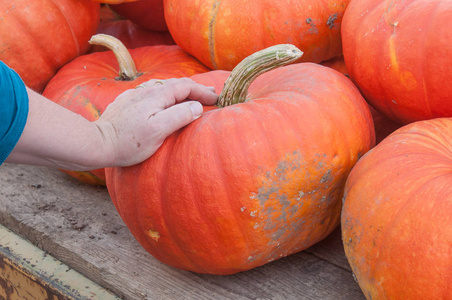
[190,102,203,119]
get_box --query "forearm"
[5,88,111,170]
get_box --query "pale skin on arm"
[6,78,218,170]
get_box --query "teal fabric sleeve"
[0,61,29,164]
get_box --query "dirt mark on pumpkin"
[327,13,338,29]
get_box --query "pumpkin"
[105,44,375,274]
[99,3,122,24]
[342,117,452,299]
[89,19,175,53]
[43,34,210,185]
[109,0,167,31]
[0,0,100,92]
[163,0,350,71]
[341,0,452,124]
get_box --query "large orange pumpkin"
[43,34,210,185]
[105,45,375,274]
[341,0,452,124]
[164,0,350,70]
[342,117,452,299]
[0,0,100,92]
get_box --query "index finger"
[156,77,219,108]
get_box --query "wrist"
[90,120,118,169]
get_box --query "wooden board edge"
[0,223,122,300]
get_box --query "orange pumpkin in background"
[0,0,100,92]
[164,0,350,70]
[108,0,167,31]
[89,19,175,53]
[43,34,210,185]
[342,117,452,299]
[105,45,375,274]
[342,0,452,124]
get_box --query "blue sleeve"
[0,61,29,164]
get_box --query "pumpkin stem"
[88,34,140,81]
[217,44,303,107]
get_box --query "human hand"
[94,77,218,167]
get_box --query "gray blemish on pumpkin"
[306,18,318,35]
[327,13,338,29]
[254,152,308,243]
[288,204,299,217]
[278,195,291,221]
[256,186,279,205]
[308,189,317,195]
[297,191,305,200]
[320,169,332,184]
[252,150,341,259]
[272,228,288,241]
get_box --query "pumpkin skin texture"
[43,38,210,185]
[368,106,401,144]
[341,0,452,124]
[0,0,100,92]
[105,62,375,274]
[110,0,167,31]
[319,56,402,144]
[99,3,121,24]
[89,20,175,53]
[342,118,452,299]
[163,0,350,70]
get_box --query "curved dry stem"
[217,44,303,107]
[89,34,139,81]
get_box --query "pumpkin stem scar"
[89,34,141,81]
[217,44,303,107]
[208,1,221,70]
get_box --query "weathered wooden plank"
[0,223,120,300]
[0,163,364,300]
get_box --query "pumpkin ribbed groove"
[208,1,220,70]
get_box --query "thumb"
[152,101,204,138]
